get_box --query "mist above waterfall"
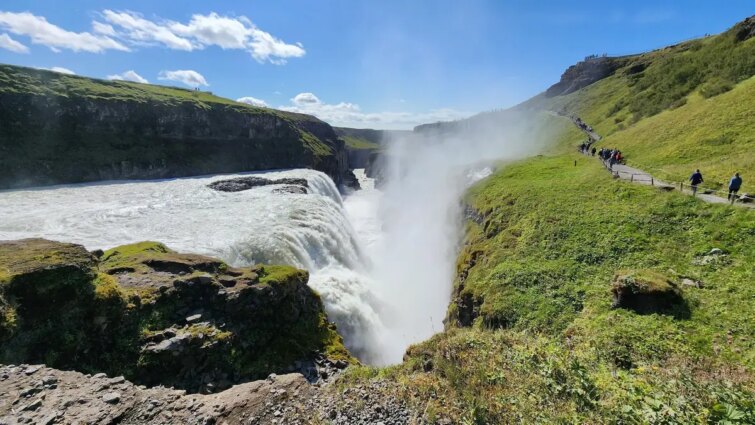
[359,109,554,362]
[0,109,554,365]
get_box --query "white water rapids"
[0,169,396,363]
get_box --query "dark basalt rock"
[272,185,308,195]
[0,239,351,394]
[207,176,309,193]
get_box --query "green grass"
[519,22,755,191]
[339,152,755,423]
[598,77,755,190]
[341,135,380,150]
[0,64,320,123]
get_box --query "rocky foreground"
[0,364,414,424]
[0,238,418,424]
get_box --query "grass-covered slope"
[0,64,349,189]
[341,150,755,423]
[334,17,755,424]
[522,16,755,189]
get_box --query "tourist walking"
[728,173,743,202]
[689,169,704,196]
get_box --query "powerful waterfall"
[0,169,389,363]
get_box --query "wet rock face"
[207,176,309,193]
[0,239,350,394]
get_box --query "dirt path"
[557,112,755,209]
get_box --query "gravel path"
[557,111,755,209]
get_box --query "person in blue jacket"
[689,169,704,196]
[728,172,743,202]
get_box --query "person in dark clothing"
[728,173,743,202]
[591,147,596,156]
[689,169,704,196]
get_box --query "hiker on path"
[689,169,704,196]
[591,147,596,156]
[728,173,743,202]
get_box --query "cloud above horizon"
[280,92,470,129]
[107,70,148,84]
[99,10,305,63]
[39,66,76,75]
[236,96,268,107]
[0,10,304,63]
[158,69,208,87]
[0,11,128,53]
[0,32,28,53]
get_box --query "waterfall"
[0,169,388,362]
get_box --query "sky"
[0,1,752,130]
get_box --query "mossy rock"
[0,238,352,393]
[611,269,687,316]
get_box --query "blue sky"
[0,1,752,129]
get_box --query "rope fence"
[565,112,751,205]
[579,150,753,203]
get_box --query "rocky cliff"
[544,56,627,97]
[0,239,350,394]
[0,64,354,190]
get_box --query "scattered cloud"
[106,70,148,84]
[158,69,208,87]
[102,10,194,51]
[101,10,304,63]
[38,66,76,75]
[236,96,268,107]
[0,32,28,53]
[280,92,470,129]
[0,11,129,53]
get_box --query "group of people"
[690,169,744,203]
[578,141,595,155]
[575,117,593,133]
[599,148,623,167]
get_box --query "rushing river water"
[0,169,392,363]
[0,163,495,364]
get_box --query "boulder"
[207,176,309,193]
[611,270,686,315]
[0,238,352,394]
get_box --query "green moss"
[341,135,380,150]
[612,269,677,294]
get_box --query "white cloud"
[236,96,268,107]
[170,13,249,49]
[0,11,129,53]
[92,21,116,36]
[158,69,208,87]
[101,10,304,63]
[280,92,470,129]
[247,27,305,64]
[102,10,194,51]
[106,70,148,84]
[0,32,28,53]
[38,66,76,75]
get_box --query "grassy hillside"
[333,17,755,424]
[0,64,318,124]
[0,64,349,189]
[341,143,755,424]
[522,18,755,189]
